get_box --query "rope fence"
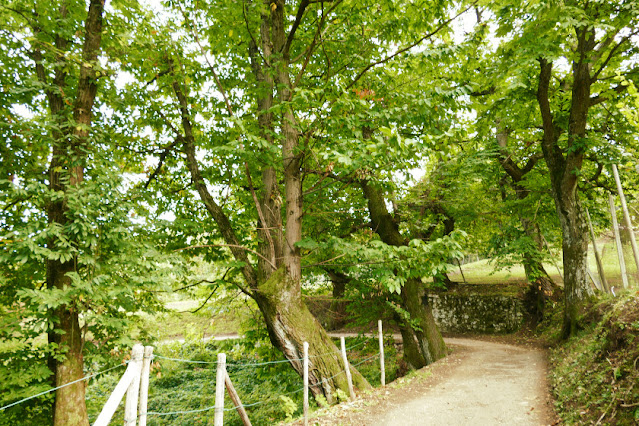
[1,320,389,426]
[153,337,370,367]
[0,363,127,412]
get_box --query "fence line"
[140,337,384,424]
[141,349,381,419]
[153,338,371,367]
[1,325,387,425]
[0,363,127,412]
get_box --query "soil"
[292,337,558,426]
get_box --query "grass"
[447,238,639,290]
[135,295,253,343]
[548,293,639,425]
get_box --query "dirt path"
[300,337,555,425]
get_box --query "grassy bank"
[547,292,639,425]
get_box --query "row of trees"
[1,0,638,424]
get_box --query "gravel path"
[378,338,550,425]
[301,337,555,425]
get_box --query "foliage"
[81,334,399,426]
[0,0,185,420]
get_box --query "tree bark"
[172,0,371,401]
[254,268,369,402]
[38,0,105,424]
[360,179,446,368]
[495,122,559,324]
[536,25,596,337]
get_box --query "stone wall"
[428,293,524,334]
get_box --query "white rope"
[0,363,127,411]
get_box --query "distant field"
[448,238,638,290]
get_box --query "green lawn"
[448,238,638,290]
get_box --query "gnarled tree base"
[253,268,370,403]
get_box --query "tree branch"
[589,82,630,107]
[536,57,564,170]
[284,0,310,56]
[346,3,475,91]
[591,31,637,82]
[175,244,277,271]
[168,65,259,289]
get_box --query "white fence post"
[214,353,226,426]
[613,164,639,283]
[137,346,154,426]
[303,341,309,426]
[340,336,355,400]
[124,344,144,425]
[94,344,143,426]
[378,320,385,387]
[609,193,629,289]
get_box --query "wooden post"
[94,346,143,426]
[542,234,563,281]
[609,193,629,289]
[586,208,610,293]
[138,346,154,426]
[612,164,639,282]
[124,344,144,426]
[378,320,385,387]
[587,268,601,293]
[225,373,252,426]
[340,337,355,400]
[214,353,226,426]
[456,259,467,283]
[303,342,309,426]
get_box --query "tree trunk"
[326,269,348,330]
[395,316,427,369]
[36,1,104,423]
[400,279,446,364]
[555,198,590,337]
[537,29,594,337]
[254,268,370,402]
[495,118,560,325]
[360,180,446,368]
[174,0,371,397]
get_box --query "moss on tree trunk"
[254,268,370,402]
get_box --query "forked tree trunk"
[175,0,371,397]
[360,180,446,368]
[537,31,594,337]
[495,120,559,324]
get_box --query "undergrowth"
[549,291,639,425]
[84,332,399,425]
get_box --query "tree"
[0,1,175,423]
[488,0,639,336]
[117,0,475,397]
